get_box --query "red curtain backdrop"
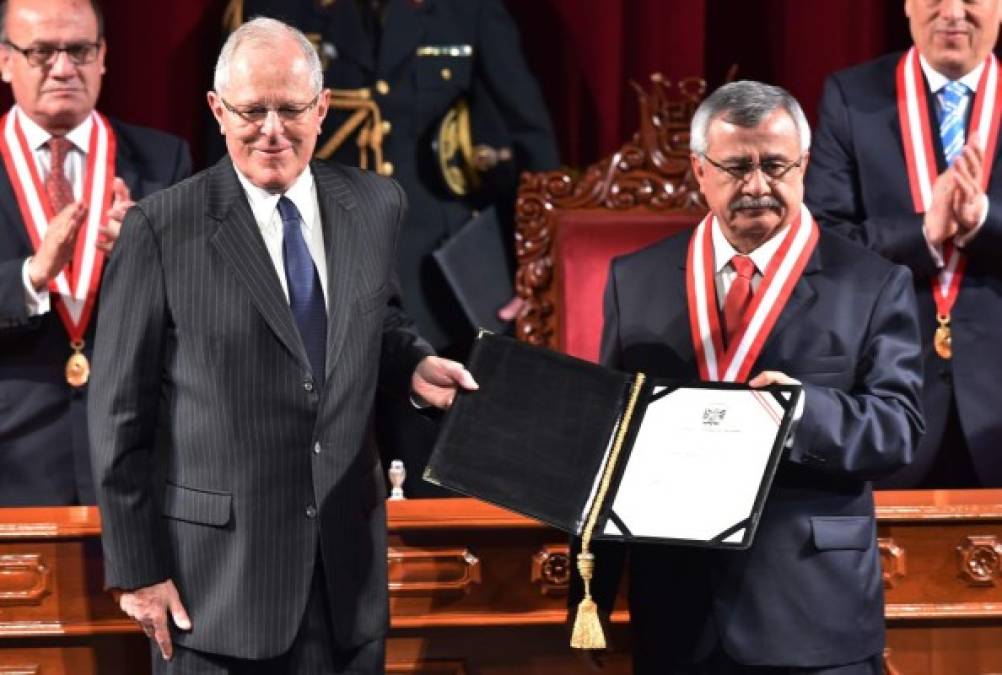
[0,0,914,170]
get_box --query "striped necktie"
[939,80,969,165]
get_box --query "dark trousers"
[638,648,883,675]
[152,559,384,675]
[923,395,980,488]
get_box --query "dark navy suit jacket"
[0,117,190,505]
[805,51,1002,486]
[589,227,924,668]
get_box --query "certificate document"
[601,386,795,545]
[426,333,801,550]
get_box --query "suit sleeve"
[0,257,36,331]
[87,204,173,590]
[787,264,925,480]
[378,180,435,397]
[472,0,560,171]
[806,75,940,280]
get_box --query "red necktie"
[46,136,74,212]
[722,255,756,349]
[45,136,75,279]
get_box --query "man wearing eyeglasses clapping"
[0,0,190,506]
[806,0,1002,488]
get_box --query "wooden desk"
[1,492,1000,674]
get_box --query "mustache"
[729,195,782,211]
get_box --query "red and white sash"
[0,108,116,346]
[896,47,1002,319]
[686,204,819,383]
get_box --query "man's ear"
[1,47,12,83]
[314,89,330,134]
[691,152,708,186]
[207,91,226,133]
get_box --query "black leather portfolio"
[432,207,513,335]
[424,333,802,549]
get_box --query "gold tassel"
[570,551,606,649]
[569,373,646,650]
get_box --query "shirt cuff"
[22,257,50,316]
[922,226,946,268]
[955,194,990,249]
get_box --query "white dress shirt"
[19,108,92,315]
[711,217,788,306]
[233,165,329,307]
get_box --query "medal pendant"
[934,315,952,360]
[65,340,90,387]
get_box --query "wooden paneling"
[0,493,1001,673]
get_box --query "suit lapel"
[312,162,361,380]
[379,0,430,75]
[207,158,311,373]
[111,123,141,197]
[757,247,820,364]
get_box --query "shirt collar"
[711,215,790,276]
[15,106,93,153]
[233,164,317,235]
[919,53,984,94]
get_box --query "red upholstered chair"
[514,75,708,361]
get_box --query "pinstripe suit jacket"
[88,157,433,659]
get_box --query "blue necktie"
[278,196,327,385]
[939,80,969,165]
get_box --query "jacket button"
[304,380,314,392]
[305,505,317,519]
[375,79,390,95]
[380,161,394,176]
[313,442,322,455]
[440,67,452,81]
[380,119,392,135]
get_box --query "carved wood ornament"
[514,74,707,349]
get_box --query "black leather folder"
[424,333,802,549]
[432,207,513,334]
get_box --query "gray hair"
[690,80,811,155]
[213,16,323,96]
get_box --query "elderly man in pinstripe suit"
[87,17,474,675]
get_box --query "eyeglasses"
[219,94,320,126]
[3,40,101,67]
[701,153,805,183]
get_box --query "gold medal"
[934,314,952,360]
[65,340,90,387]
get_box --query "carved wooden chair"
[514,74,709,362]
